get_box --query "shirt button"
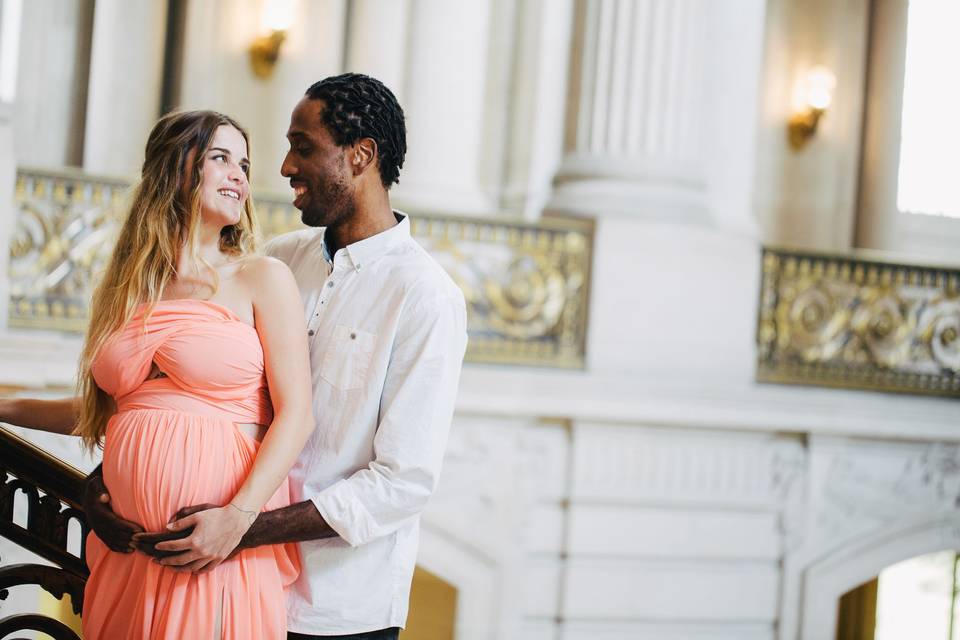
[308,329,315,336]
[327,281,335,288]
[350,332,356,340]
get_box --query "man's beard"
[300,176,353,228]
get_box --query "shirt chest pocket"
[320,324,377,391]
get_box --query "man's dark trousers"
[288,628,400,640]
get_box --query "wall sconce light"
[788,66,836,151]
[249,0,295,80]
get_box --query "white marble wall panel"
[569,506,780,560]
[523,504,565,554]
[583,216,761,381]
[521,558,563,618]
[0,332,80,389]
[560,621,774,640]
[563,558,779,621]
[423,416,569,563]
[518,620,560,640]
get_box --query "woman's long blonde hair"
[75,110,259,449]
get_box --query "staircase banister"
[0,426,86,508]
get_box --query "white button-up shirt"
[265,212,468,635]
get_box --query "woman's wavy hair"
[75,110,259,450]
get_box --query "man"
[116,73,467,638]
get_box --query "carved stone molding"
[571,424,806,510]
[757,247,960,398]
[424,417,569,558]
[9,167,593,368]
[782,437,960,640]
[808,439,960,554]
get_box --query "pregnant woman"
[2,110,313,638]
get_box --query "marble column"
[82,0,168,177]
[390,0,505,216]
[344,0,409,105]
[0,0,22,329]
[12,0,93,168]
[0,100,13,329]
[552,0,708,222]
[500,0,575,221]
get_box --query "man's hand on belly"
[83,465,144,553]
[133,504,221,560]
[133,503,253,573]
[134,500,341,566]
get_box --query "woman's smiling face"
[197,124,251,227]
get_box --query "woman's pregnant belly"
[102,408,262,531]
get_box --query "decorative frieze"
[571,424,805,509]
[757,247,960,397]
[8,167,593,368]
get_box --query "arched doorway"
[401,566,457,640]
[836,578,878,640]
[795,514,960,639]
[839,550,960,640]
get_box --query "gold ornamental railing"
[0,426,87,639]
[10,167,593,368]
[757,247,960,398]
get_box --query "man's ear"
[351,138,377,176]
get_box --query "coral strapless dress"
[82,299,299,639]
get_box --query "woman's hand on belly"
[143,502,256,573]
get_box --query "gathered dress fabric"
[82,299,299,639]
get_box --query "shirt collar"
[320,211,411,272]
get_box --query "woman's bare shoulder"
[235,255,300,312]
[236,254,295,283]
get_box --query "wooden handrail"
[0,424,89,625]
[0,426,85,508]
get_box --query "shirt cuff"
[310,479,376,547]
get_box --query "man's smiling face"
[281,97,355,228]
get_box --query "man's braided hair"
[305,73,407,189]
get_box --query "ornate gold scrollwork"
[8,168,593,368]
[406,219,590,367]
[757,248,960,397]
[484,255,566,339]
